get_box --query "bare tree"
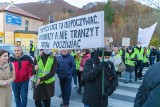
[147,0,160,10]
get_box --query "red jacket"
[9,55,33,82]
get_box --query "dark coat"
[82,56,118,107]
[33,54,57,100]
[134,62,160,107]
[121,49,126,63]
[150,48,157,57]
[157,50,160,62]
[56,53,76,78]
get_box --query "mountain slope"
[16,0,80,23]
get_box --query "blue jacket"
[57,53,76,78]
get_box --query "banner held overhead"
[138,22,157,47]
[37,11,104,49]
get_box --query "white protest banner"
[122,37,130,46]
[138,22,157,47]
[38,11,104,49]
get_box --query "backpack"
[118,62,126,72]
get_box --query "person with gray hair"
[9,46,33,107]
[57,50,76,107]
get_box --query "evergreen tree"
[104,0,115,27]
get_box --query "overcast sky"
[0,0,158,8]
[1,0,107,8]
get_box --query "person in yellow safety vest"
[33,49,57,107]
[143,47,149,67]
[124,46,137,84]
[119,48,123,56]
[134,42,144,81]
[71,50,76,57]
[119,46,126,63]
[29,40,36,58]
[73,50,81,88]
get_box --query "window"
[25,20,29,31]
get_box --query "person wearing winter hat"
[82,46,118,107]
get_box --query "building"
[0,2,43,47]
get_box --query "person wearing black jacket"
[150,47,157,65]
[134,62,160,107]
[157,47,160,62]
[82,47,118,107]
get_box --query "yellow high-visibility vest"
[34,56,55,84]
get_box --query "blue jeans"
[30,52,34,58]
[84,105,90,107]
[60,77,72,106]
[151,56,156,65]
[73,70,78,85]
[12,79,29,107]
[126,71,133,82]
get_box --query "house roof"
[0,3,43,21]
